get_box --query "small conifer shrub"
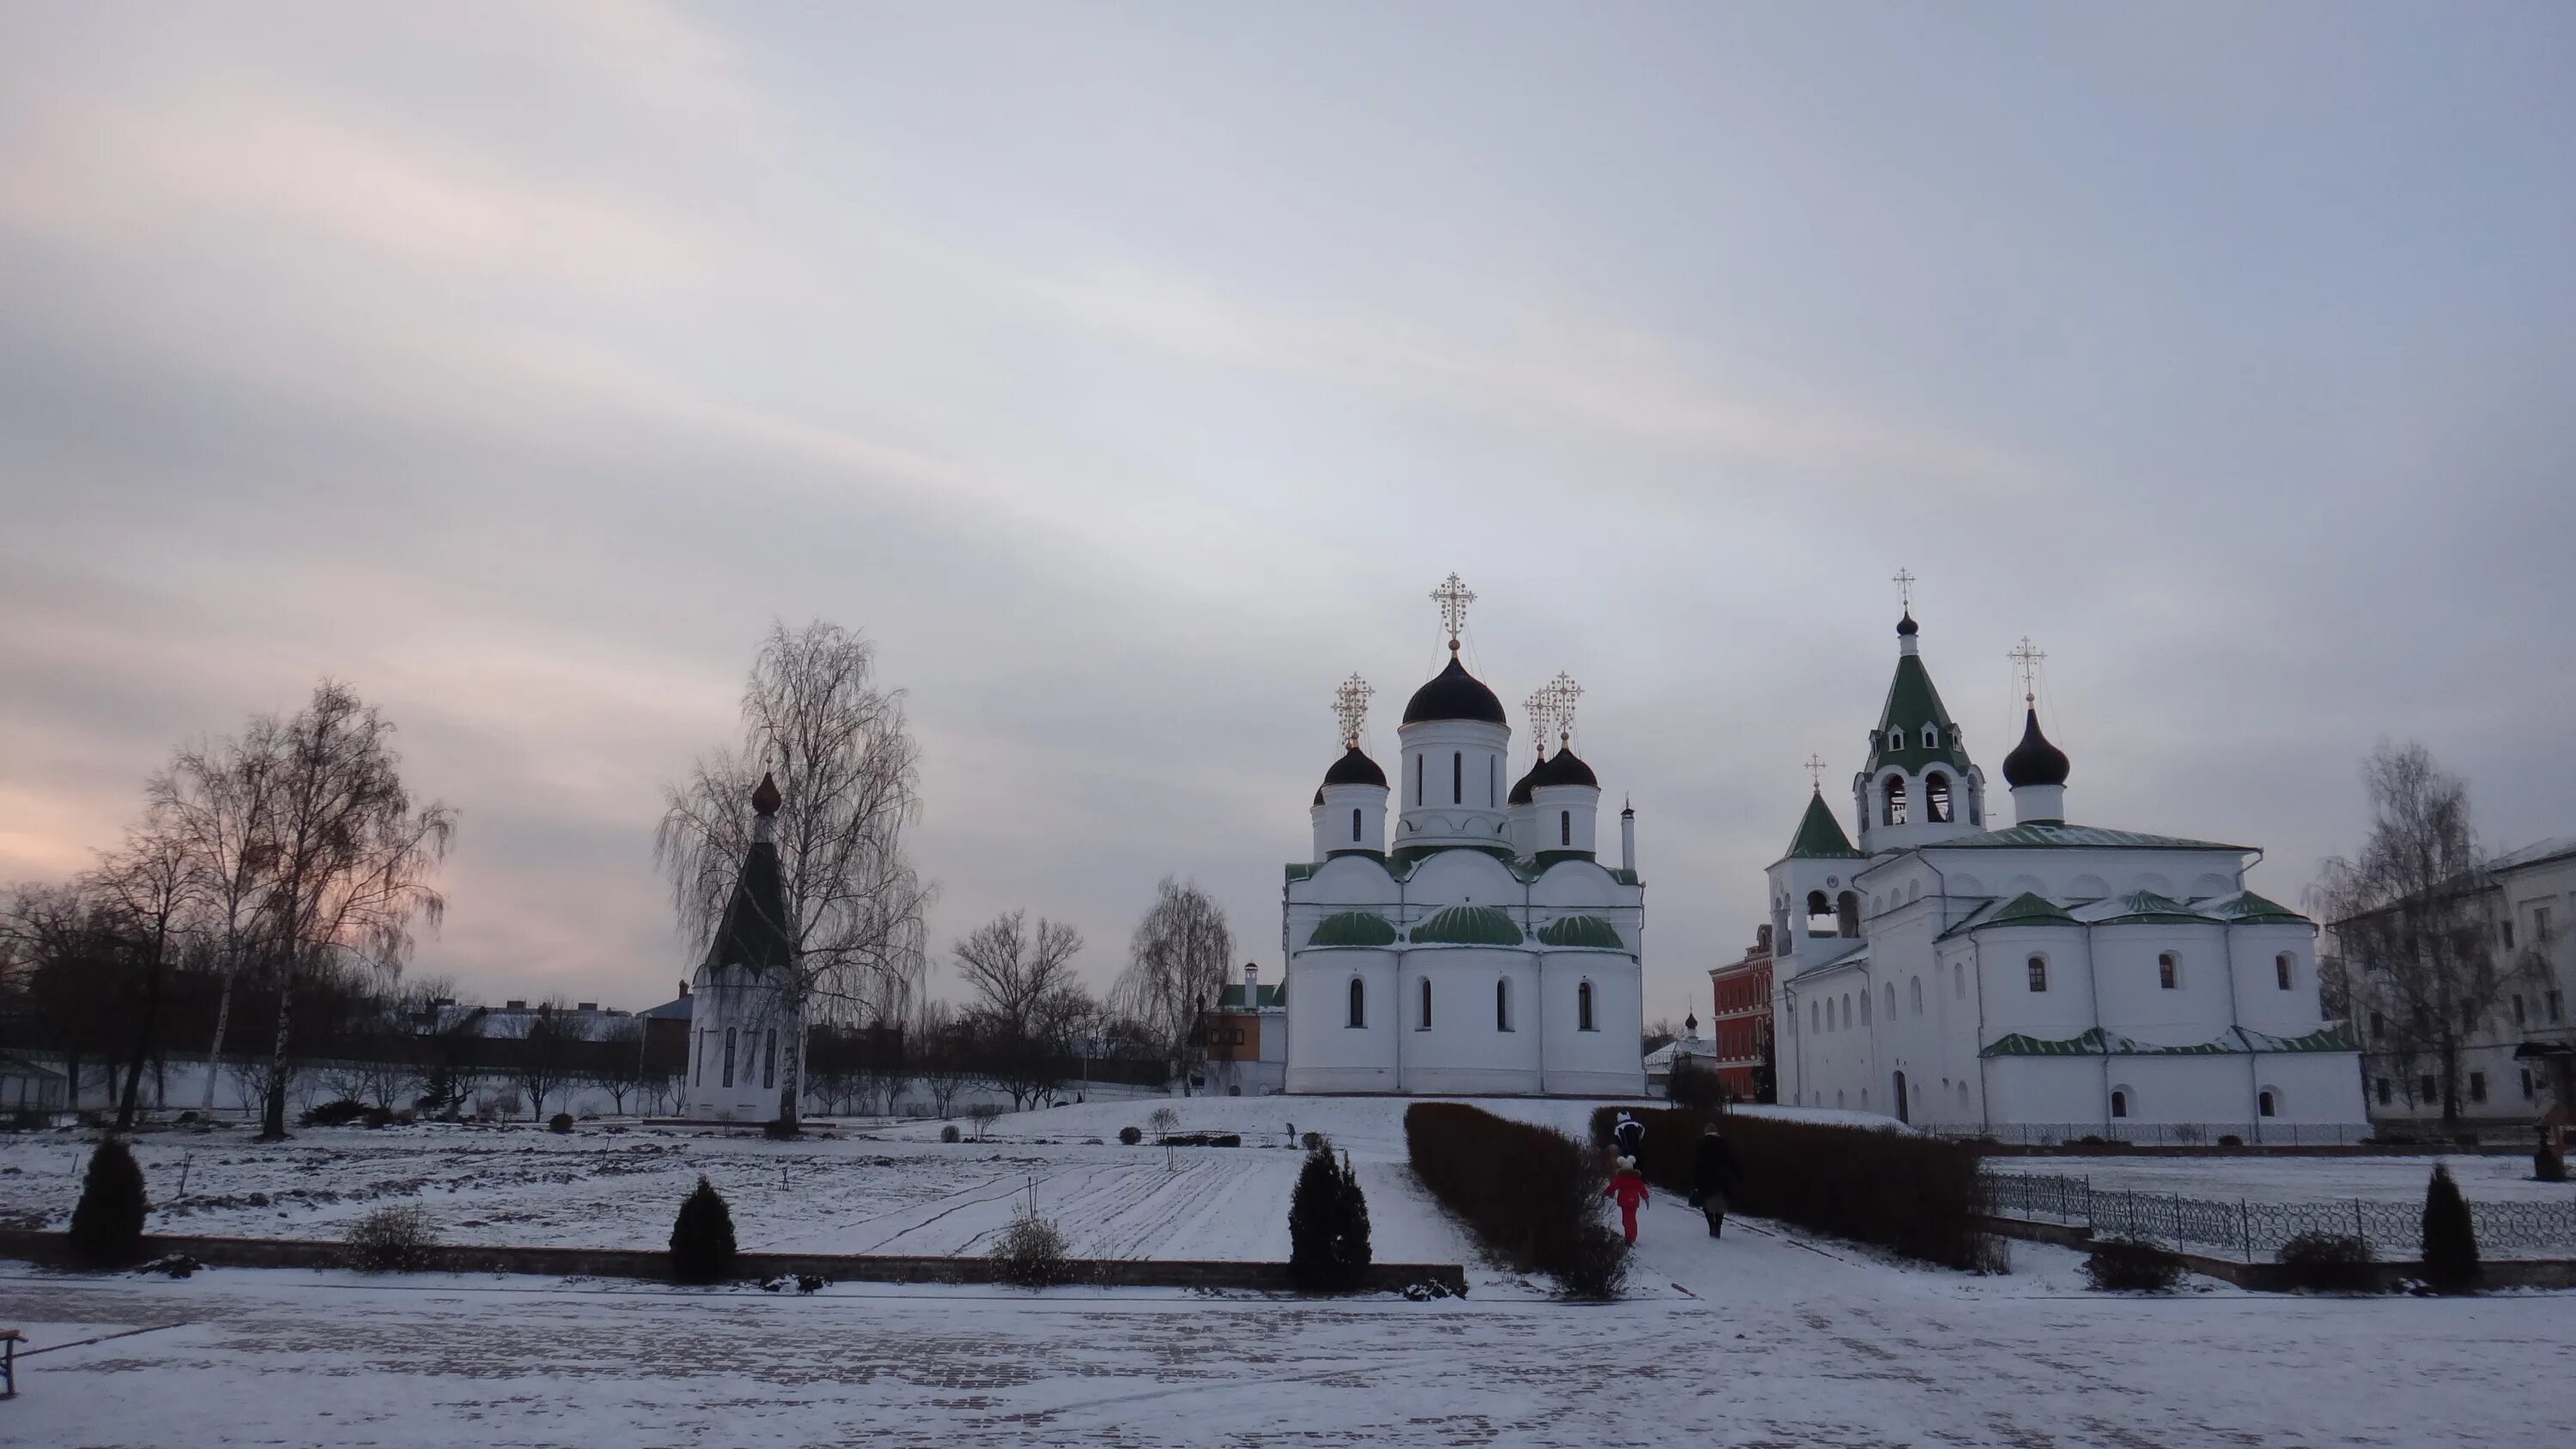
[670,1174,739,1283]
[1118,1125,1142,1146]
[939,1124,962,1143]
[2421,1164,2480,1294]
[69,1137,149,1268]
[549,1113,574,1135]
[1287,1139,1373,1291]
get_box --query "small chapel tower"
[1311,674,1390,858]
[1851,579,1986,853]
[682,772,798,1123]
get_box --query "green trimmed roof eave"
[1409,904,1526,947]
[1867,652,1973,774]
[1535,914,1625,950]
[1306,911,1400,949]
[1919,822,2256,852]
[1983,1025,2359,1058]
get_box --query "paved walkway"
[3,1197,2561,1446]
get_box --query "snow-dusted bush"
[344,1204,439,1272]
[2083,1238,2182,1293]
[939,1124,962,1143]
[988,1206,1075,1288]
[69,1137,149,1268]
[967,1103,1004,1140]
[2421,1164,2479,1294]
[1118,1125,1142,1146]
[1287,1140,1371,1292]
[2276,1231,2377,1293]
[548,1113,574,1135]
[1148,1106,1180,1142]
[670,1175,738,1283]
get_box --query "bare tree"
[94,815,202,1130]
[953,910,1090,1110]
[248,681,457,1139]
[501,997,579,1121]
[657,620,933,1134]
[1113,877,1234,1095]
[2315,741,2549,1125]
[2,880,127,1112]
[153,721,282,1113]
[589,1015,649,1115]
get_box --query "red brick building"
[1706,927,1775,1100]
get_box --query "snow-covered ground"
[2007,1151,2576,1205]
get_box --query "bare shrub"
[989,1206,1075,1288]
[2083,1237,2182,1293]
[344,1204,439,1272]
[2276,1231,2378,1293]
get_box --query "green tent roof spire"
[1866,610,1971,776]
[1786,788,1863,859]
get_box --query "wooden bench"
[1,1327,19,1398]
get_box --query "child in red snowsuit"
[1603,1156,1649,1244]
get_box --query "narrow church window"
[1347,978,1365,1028]
[2026,956,2048,992]
[1352,807,1363,843]
[1559,810,1571,847]
[2276,955,2293,991]
[1844,993,1855,1028]
[2158,953,2178,990]
[1413,754,1423,806]
[1578,980,1596,1032]
[2258,1089,2277,1118]
[762,1028,778,1089]
[1882,776,1908,826]
[1910,977,1923,1015]
[1838,891,1860,938]
[1883,984,1895,1019]
[722,1028,737,1088]
[1452,751,1462,804]
[1925,772,1953,823]
[2110,1089,2128,1119]
[1953,961,1965,998]
[1489,755,1498,806]
[695,1030,708,1086]
[1419,977,1432,1029]
[1496,979,1510,1031]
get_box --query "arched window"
[2026,956,2048,992]
[762,1028,778,1089]
[1953,961,1965,998]
[1884,983,1896,1019]
[1922,724,1939,749]
[2158,953,2178,990]
[1351,807,1363,843]
[2276,955,2294,991]
[694,1030,708,1086]
[1419,977,1432,1030]
[1496,979,1511,1032]
[1413,754,1423,807]
[2110,1088,2129,1119]
[1836,1089,1846,1108]
[1806,890,1832,931]
[1489,755,1498,806]
[1810,1000,1820,1033]
[1347,978,1365,1028]
[1452,751,1462,804]
[1559,810,1571,847]
[1882,775,1908,826]
[721,1027,738,1088]
[1924,771,1953,823]
[1909,977,1923,1015]
[2257,1089,2278,1118]
[1842,992,1853,1028]
[1577,980,1596,1032]
[1837,891,1860,938]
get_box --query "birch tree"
[1112,877,1234,1094]
[656,620,932,1133]
[94,815,200,1130]
[153,723,281,1113]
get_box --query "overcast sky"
[4,3,2572,1022]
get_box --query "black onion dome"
[1401,654,1508,725]
[2002,706,2071,787]
[1531,745,1599,791]
[1321,745,1388,790]
[1896,610,1918,638]
[1508,755,1546,805]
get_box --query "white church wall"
[1537,950,1644,1095]
[2092,923,2236,1045]
[1393,719,1512,852]
[1977,925,2098,1042]
[1400,849,1523,923]
[1528,783,1598,858]
[1316,782,1388,858]
[1282,949,1398,1094]
[1395,948,1543,1094]
[2253,1053,2369,1127]
[2230,925,2325,1038]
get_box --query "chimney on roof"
[1244,961,1259,1005]
[678,980,690,998]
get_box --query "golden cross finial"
[1545,671,1583,747]
[1523,688,1557,759]
[1431,573,1475,652]
[1804,754,1828,789]
[1332,674,1374,750]
[2008,636,2046,706]
[1891,567,1917,613]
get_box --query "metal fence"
[1981,1170,2576,1261]
[1925,1122,2378,1148]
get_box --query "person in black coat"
[1692,1126,1741,1238]
[1613,1112,1645,1165]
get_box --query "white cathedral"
[1281,576,1647,1096]
[1768,606,2367,1138]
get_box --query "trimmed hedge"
[1406,1103,1626,1299]
[1589,1106,1990,1270]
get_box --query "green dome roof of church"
[1307,911,1400,948]
[1410,905,1524,946]
[1785,788,1863,859]
[1535,913,1624,949]
[1868,613,1972,776]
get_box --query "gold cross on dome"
[1804,754,1828,789]
[1431,573,1476,651]
[1891,567,1917,613]
[2009,636,2046,706]
[1545,671,1583,745]
[1523,688,1558,757]
[1332,674,1374,749]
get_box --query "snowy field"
[2009,1151,2576,1205]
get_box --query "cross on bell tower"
[1891,567,1917,614]
[1804,754,1829,790]
[2009,636,2046,706]
[1332,674,1374,750]
[1544,671,1583,749]
[1431,573,1475,653]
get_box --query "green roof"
[1784,789,1862,860]
[701,840,793,975]
[1921,822,2253,852]
[2086,890,2215,926]
[1215,983,1285,1010]
[1534,914,1625,949]
[1409,905,1525,947]
[1867,651,1972,775]
[1987,892,2078,928]
[2204,890,2310,925]
[1306,911,1400,949]
[1983,1025,2356,1058]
